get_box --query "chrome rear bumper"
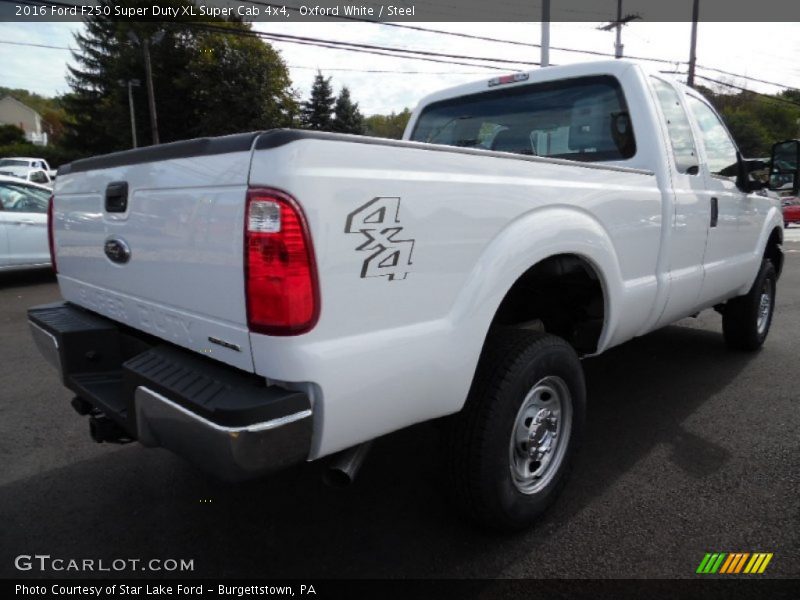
[134,386,312,480]
[28,302,312,481]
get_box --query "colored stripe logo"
[696,552,773,574]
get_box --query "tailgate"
[53,133,261,372]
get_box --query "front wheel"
[722,259,777,351]
[443,329,586,531]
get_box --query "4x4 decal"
[345,197,415,281]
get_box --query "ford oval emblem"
[104,237,131,264]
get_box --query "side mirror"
[736,153,768,192]
[769,139,800,193]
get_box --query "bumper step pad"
[28,302,312,480]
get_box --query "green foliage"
[780,89,800,104]
[700,86,800,157]
[61,0,296,155]
[364,108,412,139]
[0,88,67,145]
[301,71,335,130]
[0,124,26,145]
[0,142,80,169]
[331,87,364,134]
[0,87,62,115]
[41,107,68,145]
[182,23,297,137]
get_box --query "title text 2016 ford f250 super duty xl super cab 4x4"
[28,61,797,530]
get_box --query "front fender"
[737,206,784,295]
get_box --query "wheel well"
[765,227,784,279]
[491,254,606,355]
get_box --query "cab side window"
[686,95,739,179]
[651,78,698,174]
[0,183,49,213]
[29,171,48,184]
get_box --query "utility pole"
[141,38,159,145]
[599,1,640,59]
[119,79,140,148]
[128,30,164,146]
[541,0,550,67]
[687,0,700,88]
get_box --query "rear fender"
[446,205,623,388]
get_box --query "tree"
[331,86,364,134]
[364,108,412,139]
[0,124,25,145]
[42,108,68,146]
[61,0,296,156]
[301,71,335,130]
[696,84,800,157]
[183,24,297,137]
[0,87,60,116]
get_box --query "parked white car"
[0,156,53,173]
[0,165,54,187]
[28,60,792,530]
[0,175,51,271]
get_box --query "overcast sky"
[1,21,798,115]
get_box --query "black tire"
[722,259,777,351]
[443,329,586,531]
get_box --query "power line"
[0,40,73,51]
[251,33,508,70]
[237,0,535,23]
[4,24,800,97]
[695,64,799,92]
[236,0,684,66]
[0,39,500,74]
[694,74,800,108]
[289,66,490,75]
[192,22,540,68]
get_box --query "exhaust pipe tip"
[323,441,373,488]
[323,467,355,488]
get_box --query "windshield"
[0,159,30,168]
[0,166,28,177]
[410,75,636,162]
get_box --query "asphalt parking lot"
[1,248,798,580]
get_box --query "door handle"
[13,219,36,225]
[710,197,718,228]
[105,181,128,213]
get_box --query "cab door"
[685,94,761,306]
[649,77,709,327]
[0,181,50,268]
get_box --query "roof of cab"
[412,59,653,110]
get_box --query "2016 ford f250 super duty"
[28,61,796,530]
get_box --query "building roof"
[0,95,42,119]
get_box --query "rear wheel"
[722,259,776,351]
[444,329,585,531]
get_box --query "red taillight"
[245,188,319,335]
[47,194,57,273]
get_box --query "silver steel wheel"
[756,279,773,335]
[509,375,573,495]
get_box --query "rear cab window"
[409,75,637,163]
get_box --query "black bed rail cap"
[58,131,265,175]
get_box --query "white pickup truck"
[28,61,795,530]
